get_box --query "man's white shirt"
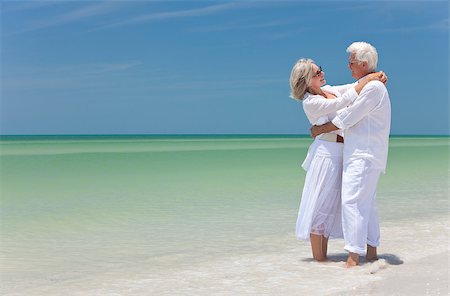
[332,80,391,172]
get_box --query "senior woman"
[289,59,386,261]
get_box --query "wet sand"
[348,251,449,295]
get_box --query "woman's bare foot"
[346,252,359,268]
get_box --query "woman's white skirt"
[295,138,344,240]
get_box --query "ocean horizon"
[1,134,449,137]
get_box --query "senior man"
[311,41,391,267]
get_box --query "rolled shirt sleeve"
[332,82,383,130]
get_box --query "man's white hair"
[346,42,378,72]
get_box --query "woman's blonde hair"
[289,58,314,101]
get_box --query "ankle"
[366,246,378,259]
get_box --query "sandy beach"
[3,215,447,296]
[351,251,449,296]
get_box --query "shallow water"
[1,136,448,295]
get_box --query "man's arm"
[310,122,339,138]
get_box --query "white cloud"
[263,28,309,40]
[7,1,129,35]
[368,18,449,33]
[95,2,258,30]
[137,76,285,93]
[1,1,63,12]
[189,19,297,33]
[2,62,145,90]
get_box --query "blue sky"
[1,0,448,135]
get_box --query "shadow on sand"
[302,253,404,265]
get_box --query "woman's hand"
[310,125,321,138]
[368,71,388,85]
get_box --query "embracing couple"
[289,41,391,268]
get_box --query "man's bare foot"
[366,245,378,262]
[366,256,379,262]
[346,252,359,268]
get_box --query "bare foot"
[346,253,359,268]
[366,256,379,262]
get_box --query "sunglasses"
[312,66,323,77]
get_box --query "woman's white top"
[302,84,357,137]
[301,84,357,171]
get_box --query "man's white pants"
[342,158,382,255]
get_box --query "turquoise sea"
[1,136,448,295]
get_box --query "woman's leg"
[321,235,329,259]
[310,234,326,261]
